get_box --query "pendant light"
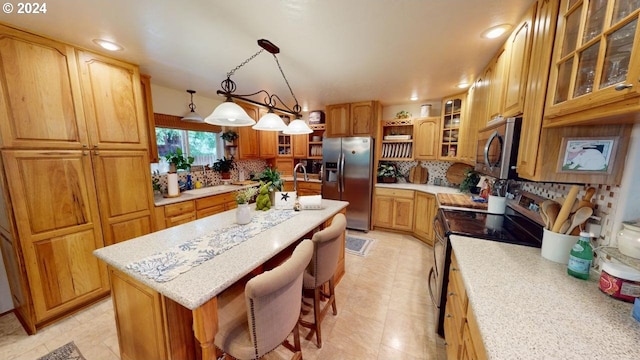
[283,116,313,134]
[181,90,204,123]
[207,39,312,135]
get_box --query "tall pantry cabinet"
[0,24,155,333]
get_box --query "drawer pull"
[448,292,455,296]
[446,313,453,318]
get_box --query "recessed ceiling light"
[457,83,469,89]
[93,39,123,51]
[481,24,512,39]
[410,95,419,101]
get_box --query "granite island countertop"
[94,199,349,310]
[450,235,640,359]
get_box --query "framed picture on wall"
[556,136,618,174]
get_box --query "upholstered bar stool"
[299,213,347,348]
[214,240,313,360]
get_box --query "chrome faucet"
[293,162,308,193]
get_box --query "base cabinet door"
[1,150,109,324]
[413,192,436,245]
[373,188,415,231]
[373,195,394,228]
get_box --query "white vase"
[236,203,252,225]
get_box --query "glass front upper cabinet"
[549,0,640,111]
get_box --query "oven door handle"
[484,130,504,170]
[428,267,438,308]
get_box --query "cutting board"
[437,193,488,210]
[445,163,473,185]
[409,162,429,184]
[231,180,258,185]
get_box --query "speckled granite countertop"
[281,175,322,183]
[94,199,349,310]
[450,235,640,359]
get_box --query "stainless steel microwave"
[475,117,522,179]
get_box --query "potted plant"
[255,167,283,192]
[221,130,239,145]
[212,156,236,179]
[164,147,194,173]
[459,168,481,193]
[377,162,402,183]
[235,186,258,224]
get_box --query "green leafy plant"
[395,110,411,119]
[377,163,402,178]
[221,130,239,143]
[236,186,258,204]
[255,167,283,191]
[459,168,480,193]
[211,157,236,173]
[164,147,194,172]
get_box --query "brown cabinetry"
[237,103,261,159]
[0,25,87,149]
[502,4,536,117]
[439,95,465,160]
[2,150,109,330]
[544,0,640,126]
[0,25,155,333]
[283,180,322,196]
[196,192,237,219]
[373,188,414,231]
[484,48,507,121]
[444,251,487,360]
[326,101,380,138]
[413,117,440,161]
[162,201,196,228]
[379,119,414,161]
[412,192,437,246]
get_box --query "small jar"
[618,221,640,260]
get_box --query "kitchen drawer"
[375,187,414,199]
[449,256,467,306]
[164,200,195,217]
[195,192,235,210]
[197,204,226,219]
[165,212,196,228]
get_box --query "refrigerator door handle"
[339,152,345,194]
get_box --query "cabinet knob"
[615,84,633,91]
[446,313,453,318]
[93,150,100,155]
[82,144,88,148]
[451,267,458,271]
[448,291,455,296]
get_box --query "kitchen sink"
[183,185,241,196]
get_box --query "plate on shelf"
[384,135,412,140]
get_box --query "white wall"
[150,84,224,117]
[610,123,640,245]
[382,101,441,120]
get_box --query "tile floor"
[0,230,445,360]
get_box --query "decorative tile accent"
[151,159,267,193]
[390,161,457,187]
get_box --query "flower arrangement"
[236,186,258,204]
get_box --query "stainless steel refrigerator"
[322,137,374,231]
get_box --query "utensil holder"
[487,195,506,214]
[541,228,579,264]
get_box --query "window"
[151,127,223,173]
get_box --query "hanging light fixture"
[181,90,204,122]
[205,39,312,134]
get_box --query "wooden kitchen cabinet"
[292,134,308,158]
[0,25,87,149]
[91,150,155,246]
[1,150,109,330]
[544,0,640,126]
[439,95,465,160]
[237,103,261,159]
[518,0,560,180]
[379,119,414,161]
[140,74,159,163]
[196,192,237,219]
[485,47,507,121]
[163,201,196,228]
[413,117,439,160]
[444,251,487,360]
[413,192,437,246]
[373,188,414,231]
[325,101,380,138]
[0,24,155,333]
[283,180,322,196]
[77,50,148,150]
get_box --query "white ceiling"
[0,0,534,112]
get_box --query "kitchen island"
[94,199,348,360]
[450,235,640,359]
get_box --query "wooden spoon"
[546,202,561,232]
[565,207,593,235]
[540,200,556,230]
[540,209,550,230]
[572,187,597,213]
[559,219,571,234]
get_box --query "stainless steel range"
[429,192,545,337]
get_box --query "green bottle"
[567,231,593,280]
